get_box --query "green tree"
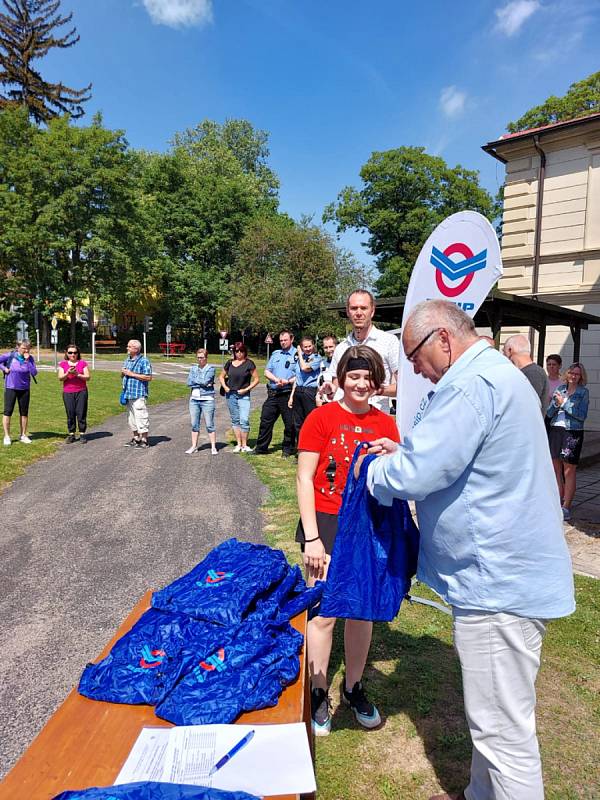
[507,71,600,133]
[0,108,157,341]
[231,215,369,336]
[0,0,91,123]
[324,146,496,297]
[143,119,281,327]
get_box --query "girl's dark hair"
[65,343,81,359]
[546,353,562,366]
[232,341,247,358]
[337,345,385,390]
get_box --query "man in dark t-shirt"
[503,334,548,408]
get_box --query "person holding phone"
[546,362,590,521]
[58,344,91,443]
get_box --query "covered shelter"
[328,290,600,365]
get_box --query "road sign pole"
[143,331,147,359]
[92,332,96,370]
[267,343,270,362]
[36,329,40,365]
[54,342,57,371]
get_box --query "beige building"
[483,112,600,430]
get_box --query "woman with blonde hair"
[546,362,589,520]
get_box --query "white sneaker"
[211,448,218,455]
[19,434,32,444]
[3,435,10,446]
[232,444,241,453]
[185,446,197,455]
[241,446,253,452]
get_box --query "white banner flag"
[397,210,503,435]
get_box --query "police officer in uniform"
[253,329,297,457]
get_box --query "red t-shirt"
[298,401,400,514]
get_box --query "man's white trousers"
[453,609,546,800]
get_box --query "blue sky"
[41,0,600,269]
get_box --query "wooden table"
[0,592,312,800]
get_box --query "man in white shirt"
[327,290,399,411]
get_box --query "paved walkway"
[564,461,600,578]
[0,393,266,778]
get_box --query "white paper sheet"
[115,723,316,795]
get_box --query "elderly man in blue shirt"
[360,300,574,800]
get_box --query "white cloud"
[439,86,467,118]
[142,0,213,29]
[495,0,540,36]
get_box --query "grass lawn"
[243,413,600,800]
[0,370,188,491]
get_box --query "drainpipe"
[531,135,546,298]
[530,135,546,358]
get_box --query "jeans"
[453,609,546,800]
[189,398,216,433]
[226,392,251,432]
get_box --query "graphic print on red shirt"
[298,401,400,515]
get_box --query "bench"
[159,342,186,355]
[0,592,311,800]
[95,339,118,352]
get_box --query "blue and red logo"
[139,644,166,669]
[430,243,487,298]
[193,647,226,682]
[197,569,234,587]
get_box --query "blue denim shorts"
[189,397,216,433]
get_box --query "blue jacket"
[78,540,323,726]
[546,384,589,430]
[52,782,259,799]
[187,364,216,398]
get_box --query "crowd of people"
[0,292,592,800]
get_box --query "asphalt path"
[0,376,271,778]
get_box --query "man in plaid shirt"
[122,339,153,449]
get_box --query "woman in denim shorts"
[546,361,590,521]
[186,348,217,455]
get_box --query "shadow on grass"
[327,621,471,795]
[29,431,64,440]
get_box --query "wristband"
[304,535,320,542]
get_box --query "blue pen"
[209,730,255,776]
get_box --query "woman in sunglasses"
[546,362,589,521]
[219,342,259,452]
[58,344,91,443]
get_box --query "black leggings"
[63,390,88,433]
[4,388,30,416]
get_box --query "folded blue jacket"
[151,539,290,626]
[52,782,259,799]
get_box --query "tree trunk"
[70,300,77,343]
[41,316,50,348]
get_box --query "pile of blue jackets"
[78,539,322,725]
[53,783,259,800]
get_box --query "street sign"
[16,320,28,341]
[50,330,58,345]
[165,331,172,344]
[51,315,58,330]
[219,329,228,338]
[219,338,229,351]
[166,324,172,334]
[265,333,273,344]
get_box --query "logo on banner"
[125,644,166,671]
[430,243,487,298]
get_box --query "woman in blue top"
[186,348,217,455]
[546,361,590,521]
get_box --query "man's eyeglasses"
[405,328,441,363]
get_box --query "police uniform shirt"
[294,353,322,388]
[266,346,297,390]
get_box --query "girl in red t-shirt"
[296,345,400,736]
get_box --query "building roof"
[482,111,600,163]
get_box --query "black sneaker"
[79,435,87,444]
[65,434,76,443]
[311,687,331,736]
[124,438,139,447]
[342,679,381,729]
